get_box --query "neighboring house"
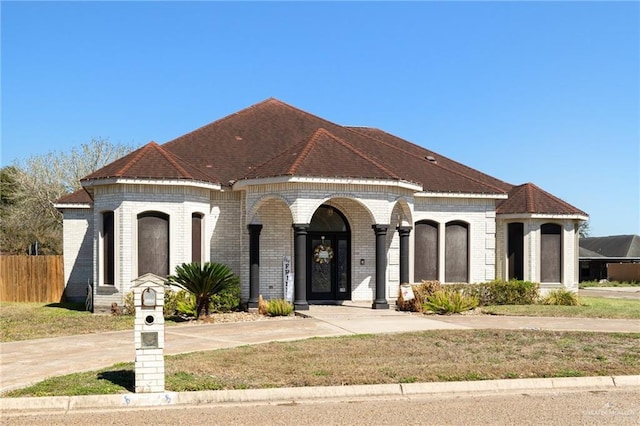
[55,99,588,312]
[579,235,640,281]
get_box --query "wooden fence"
[607,263,640,283]
[0,256,65,303]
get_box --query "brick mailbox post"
[132,273,166,393]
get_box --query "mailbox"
[131,273,166,393]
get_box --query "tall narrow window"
[138,211,169,277]
[445,221,469,283]
[102,211,115,285]
[192,213,203,263]
[414,220,439,281]
[541,223,562,282]
[508,222,524,280]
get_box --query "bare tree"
[578,220,591,238]
[0,138,136,254]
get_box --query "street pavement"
[1,290,639,414]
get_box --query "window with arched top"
[541,223,562,282]
[308,205,349,232]
[414,220,439,281]
[445,221,469,283]
[192,213,203,263]
[508,222,524,280]
[102,211,115,285]
[137,211,169,277]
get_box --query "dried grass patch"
[164,330,640,389]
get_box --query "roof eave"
[579,257,640,261]
[232,175,423,192]
[415,191,508,200]
[81,177,222,191]
[53,203,92,210]
[497,213,589,220]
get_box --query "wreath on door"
[313,244,334,264]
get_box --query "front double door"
[307,233,350,301]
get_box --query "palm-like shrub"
[167,262,239,319]
[540,289,581,306]
[423,288,478,315]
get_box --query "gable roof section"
[81,142,219,184]
[242,128,406,182]
[163,98,508,194]
[579,235,640,259]
[496,183,587,216]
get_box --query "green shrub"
[209,284,241,312]
[540,289,581,306]
[487,280,539,305]
[422,288,478,315]
[266,299,294,316]
[122,292,135,316]
[174,291,198,317]
[162,289,179,317]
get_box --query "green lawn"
[0,302,135,342]
[4,329,639,398]
[579,280,640,288]
[481,297,640,319]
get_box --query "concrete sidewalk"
[1,303,639,394]
[1,302,639,413]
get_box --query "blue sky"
[2,1,638,237]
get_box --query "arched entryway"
[307,205,351,302]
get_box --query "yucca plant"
[266,299,294,316]
[167,262,239,319]
[540,289,581,306]
[423,288,478,315]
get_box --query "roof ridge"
[524,182,584,214]
[115,142,157,177]
[346,127,507,193]
[155,144,194,179]
[163,98,280,148]
[525,183,535,212]
[347,126,514,190]
[314,128,403,180]
[287,129,324,175]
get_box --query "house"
[55,98,588,312]
[579,235,640,282]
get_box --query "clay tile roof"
[81,142,219,184]
[496,183,587,216]
[242,128,406,182]
[55,188,93,205]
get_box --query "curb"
[2,375,639,413]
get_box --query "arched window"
[508,222,524,280]
[138,211,169,277]
[414,220,439,281]
[192,213,203,263]
[102,211,114,285]
[541,223,562,282]
[309,205,349,232]
[445,221,469,283]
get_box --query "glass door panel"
[310,238,333,299]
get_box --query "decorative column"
[293,223,310,310]
[247,224,263,309]
[397,226,412,284]
[372,224,389,309]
